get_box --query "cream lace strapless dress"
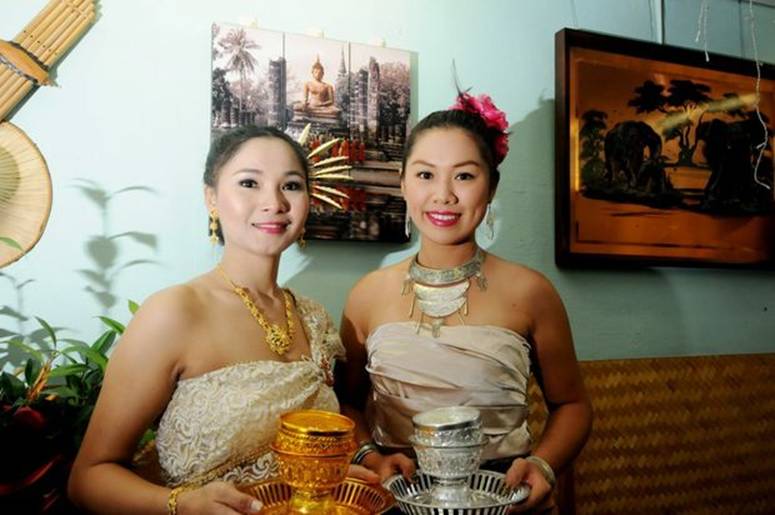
[366,322,533,460]
[155,294,344,487]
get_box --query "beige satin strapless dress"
[366,322,533,460]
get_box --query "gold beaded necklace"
[217,265,295,356]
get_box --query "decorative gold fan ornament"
[0,0,97,267]
[296,123,353,210]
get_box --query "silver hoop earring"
[404,212,412,239]
[485,203,495,240]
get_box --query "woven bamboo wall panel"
[529,354,775,514]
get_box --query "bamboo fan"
[0,122,51,267]
[0,0,96,267]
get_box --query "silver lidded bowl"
[394,406,532,511]
[409,435,488,483]
[410,407,489,506]
[412,406,483,447]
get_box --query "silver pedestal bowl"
[385,406,530,513]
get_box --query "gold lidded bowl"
[274,409,357,457]
[270,409,357,514]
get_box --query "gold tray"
[243,478,395,514]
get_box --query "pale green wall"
[1,0,773,366]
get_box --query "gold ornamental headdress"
[296,124,352,210]
[0,0,97,267]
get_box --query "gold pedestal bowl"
[269,410,359,514]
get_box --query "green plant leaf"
[60,345,108,371]
[0,371,27,399]
[138,428,157,448]
[0,237,22,250]
[45,385,79,399]
[98,316,125,334]
[64,378,87,408]
[0,328,18,338]
[128,299,140,315]
[83,367,104,388]
[35,316,58,348]
[5,337,45,362]
[24,358,42,386]
[90,330,116,355]
[60,338,90,347]
[49,364,89,378]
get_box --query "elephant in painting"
[604,121,662,187]
[695,118,771,210]
[636,156,672,194]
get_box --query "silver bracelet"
[352,442,379,464]
[525,455,556,488]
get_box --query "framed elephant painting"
[555,29,775,268]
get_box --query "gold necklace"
[217,265,295,356]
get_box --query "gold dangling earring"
[485,203,495,240]
[298,228,307,249]
[209,209,220,245]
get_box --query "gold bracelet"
[167,485,192,515]
[525,455,556,488]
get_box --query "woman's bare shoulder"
[136,283,206,322]
[118,278,214,354]
[487,254,557,298]
[342,258,410,339]
[347,258,410,305]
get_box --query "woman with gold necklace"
[338,93,593,513]
[69,126,377,514]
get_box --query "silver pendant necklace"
[402,247,487,337]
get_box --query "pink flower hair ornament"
[449,92,510,164]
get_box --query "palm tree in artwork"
[219,28,260,114]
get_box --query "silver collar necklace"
[402,247,487,337]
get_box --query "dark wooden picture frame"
[555,28,775,268]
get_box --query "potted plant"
[0,305,135,514]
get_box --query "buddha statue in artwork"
[293,56,341,119]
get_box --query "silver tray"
[384,470,530,514]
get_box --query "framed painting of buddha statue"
[211,24,412,243]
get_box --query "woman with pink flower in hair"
[337,91,592,512]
